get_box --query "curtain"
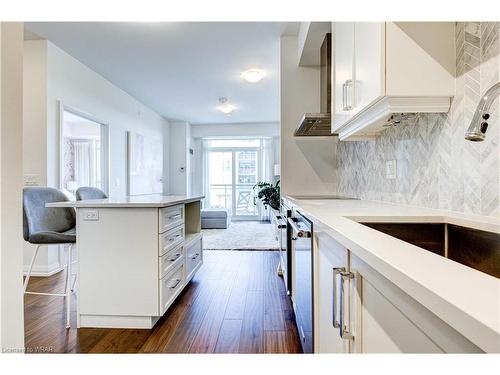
[201,139,211,209]
[74,141,91,188]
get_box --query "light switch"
[83,209,99,221]
[24,174,40,186]
[386,160,397,180]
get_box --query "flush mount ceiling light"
[216,97,236,116]
[241,69,264,83]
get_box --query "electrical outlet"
[24,174,40,186]
[83,209,99,221]
[386,160,397,180]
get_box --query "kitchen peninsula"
[47,195,204,329]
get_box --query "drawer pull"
[191,252,200,260]
[168,234,181,242]
[168,213,182,220]
[169,278,182,289]
[168,253,181,262]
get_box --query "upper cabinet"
[332,22,455,140]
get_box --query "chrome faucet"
[465,82,500,141]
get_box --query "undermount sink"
[360,222,500,279]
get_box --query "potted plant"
[253,180,280,211]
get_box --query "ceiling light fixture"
[216,97,236,116]
[242,69,264,83]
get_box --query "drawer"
[185,235,203,281]
[159,225,184,256]
[159,243,184,279]
[159,205,184,233]
[159,264,184,315]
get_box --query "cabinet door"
[350,254,481,353]
[315,232,350,353]
[333,22,355,132]
[352,22,385,117]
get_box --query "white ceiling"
[25,22,299,124]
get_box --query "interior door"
[352,22,385,117]
[333,22,355,132]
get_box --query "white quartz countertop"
[285,196,500,353]
[46,194,204,208]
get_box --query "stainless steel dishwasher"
[288,210,313,353]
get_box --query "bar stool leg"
[65,244,73,328]
[23,245,41,293]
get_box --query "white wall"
[169,121,191,195]
[0,22,25,351]
[45,41,169,196]
[191,122,279,138]
[23,40,170,275]
[280,36,337,196]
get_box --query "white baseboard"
[23,262,63,277]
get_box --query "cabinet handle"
[169,278,182,289]
[167,234,181,242]
[332,267,345,328]
[339,271,355,340]
[299,325,306,343]
[191,252,200,260]
[287,217,311,239]
[168,253,181,262]
[168,213,182,220]
[342,79,353,111]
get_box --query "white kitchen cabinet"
[76,200,203,329]
[315,231,483,353]
[333,22,355,130]
[315,231,351,353]
[332,22,455,140]
[352,22,385,118]
[349,253,482,353]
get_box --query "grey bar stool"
[23,187,76,328]
[75,186,107,200]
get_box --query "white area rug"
[202,221,279,250]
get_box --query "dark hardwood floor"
[24,250,302,354]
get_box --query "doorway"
[207,139,261,220]
[59,105,109,198]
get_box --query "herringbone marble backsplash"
[337,22,499,217]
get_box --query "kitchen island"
[284,196,500,353]
[47,195,204,329]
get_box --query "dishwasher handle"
[287,217,311,239]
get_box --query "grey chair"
[75,186,107,201]
[23,187,76,328]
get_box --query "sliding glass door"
[207,140,261,220]
[234,150,259,217]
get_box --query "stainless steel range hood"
[294,33,334,137]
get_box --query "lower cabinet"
[159,263,185,315]
[315,231,351,353]
[315,233,482,353]
[185,234,203,282]
[349,254,482,353]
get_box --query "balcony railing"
[209,183,258,216]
